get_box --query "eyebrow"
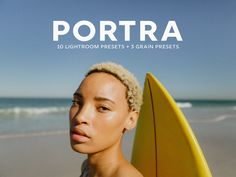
[73,93,115,104]
[94,96,116,105]
[73,92,82,98]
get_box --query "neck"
[87,138,127,177]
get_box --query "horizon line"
[1,96,236,101]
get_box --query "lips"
[70,128,91,143]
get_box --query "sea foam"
[0,106,69,116]
[177,102,192,108]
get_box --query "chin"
[70,141,94,154]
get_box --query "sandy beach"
[0,131,85,177]
[191,122,236,177]
[0,125,235,177]
[0,129,134,177]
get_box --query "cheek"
[92,112,126,143]
[97,112,124,130]
[69,106,79,123]
[69,107,74,118]
[69,107,73,125]
[72,113,125,154]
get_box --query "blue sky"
[0,0,235,99]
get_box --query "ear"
[124,111,139,131]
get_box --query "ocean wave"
[233,106,236,110]
[177,102,192,108]
[0,106,69,116]
[189,114,235,123]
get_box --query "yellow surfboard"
[131,73,212,177]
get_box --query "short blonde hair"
[85,62,143,112]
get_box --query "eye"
[97,105,110,112]
[71,100,81,107]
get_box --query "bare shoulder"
[114,161,144,177]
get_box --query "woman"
[69,62,143,177]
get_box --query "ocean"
[0,97,236,138]
[0,98,70,138]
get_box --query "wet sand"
[192,123,236,177]
[0,130,133,177]
[0,128,235,177]
[0,132,86,177]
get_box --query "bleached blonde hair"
[85,62,143,112]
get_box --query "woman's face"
[69,72,134,154]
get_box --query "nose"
[71,104,92,125]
